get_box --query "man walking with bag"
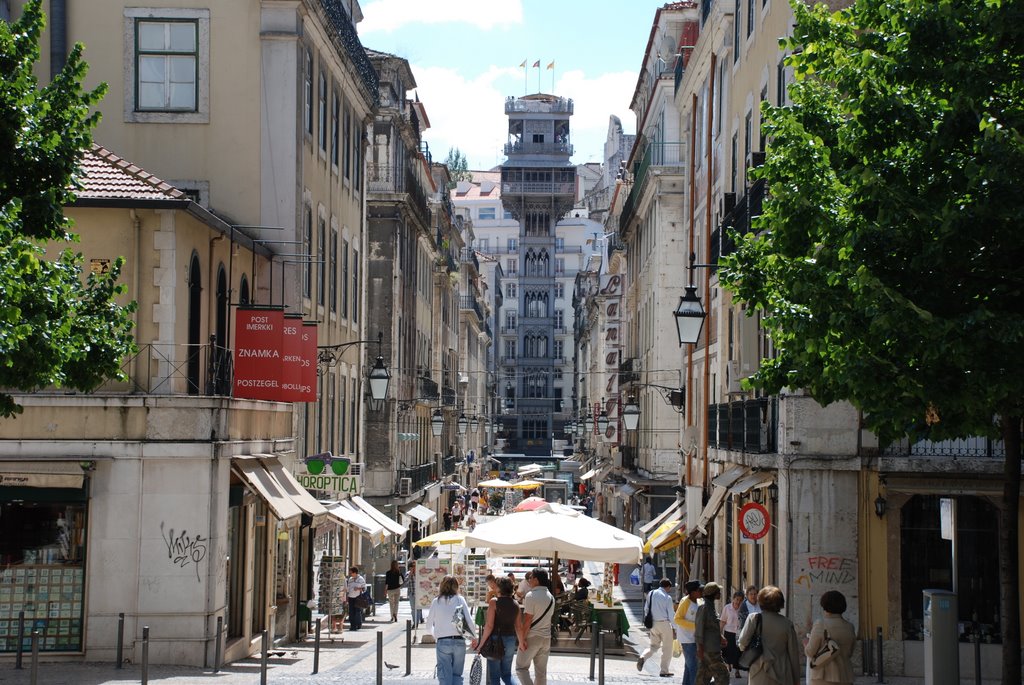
[517,568,555,685]
[638,578,677,677]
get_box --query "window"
[338,379,346,453]
[135,20,197,111]
[352,250,359,323]
[554,237,564,251]
[744,111,753,177]
[303,207,313,298]
[504,340,516,359]
[733,0,741,62]
[318,71,327,152]
[317,218,326,307]
[477,238,489,252]
[507,238,518,252]
[554,309,564,329]
[503,210,514,220]
[554,283,564,299]
[478,207,496,220]
[505,312,517,329]
[759,86,768,151]
[350,378,358,453]
[776,57,788,106]
[730,133,738,193]
[553,340,564,359]
[329,228,338,312]
[506,283,517,298]
[343,108,352,179]
[506,259,517,276]
[554,258,565,275]
[331,91,340,166]
[747,0,755,36]
[342,240,350,318]
[304,50,313,135]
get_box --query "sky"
[356,0,671,171]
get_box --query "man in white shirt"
[641,557,657,594]
[517,568,555,685]
[638,578,677,677]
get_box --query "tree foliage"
[722,0,1024,445]
[0,0,136,418]
[444,147,472,185]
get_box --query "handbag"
[480,635,505,660]
[643,598,654,630]
[469,653,483,685]
[353,591,370,610]
[672,639,683,658]
[810,627,840,668]
[737,614,763,670]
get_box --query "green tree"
[0,0,136,418]
[443,147,472,186]
[721,1,1023,681]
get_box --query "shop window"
[0,493,87,652]
[899,494,999,641]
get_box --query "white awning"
[639,498,684,535]
[729,472,775,496]
[351,495,408,536]
[325,500,386,540]
[578,467,599,481]
[711,465,749,488]
[402,503,436,524]
[617,483,639,498]
[0,461,85,489]
[233,458,303,523]
[694,486,729,535]
[260,457,330,527]
[579,463,611,482]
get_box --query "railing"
[417,376,438,401]
[367,162,431,226]
[501,326,517,334]
[93,342,232,396]
[505,96,574,114]
[881,436,1006,458]
[714,179,763,265]
[459,295,484,322]
[620,141,687,232]
[707,397,776,453]
[442,455,457,477]
[553,326,567,335]
[441,385,456,407]
[399,462,436,493]
[501,181,576,195]
[500,356,516,364]
[315,0,379,105]
[555,245,583,254]
[503,141,574,156]
[459,248,480,273]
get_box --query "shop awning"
[616,483,639,498]
[579,463,611,482]
[644,517,687,553]
[260,457,330,527]
[325,500,386,541]
[401,503,436,524]
[0,461,86,489]
[351,496,408,536]
[729,471,775,496]
[711,465,749,488]
[639,498,684,535]
[233,458,303,523]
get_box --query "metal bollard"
[973,620,982,685]
[589,619,598,680]
[29,630,40,685]
[875,626,884,683]
[116,612,124,669]
[406,619,412,675]
[15,610,25,670]
[141,626,150,685]
[376,630,383,685]
[597,630,606,685]
[260,630,269,685]
[862,638,872,675]
[214,615,223,674]
[313,617,322,675]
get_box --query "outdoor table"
[578,603,629,644]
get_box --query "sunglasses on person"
[304,453,350,476]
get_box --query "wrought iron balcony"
[620,142,687,233]
[503,141,574,156]
[505,96,573,114]
[707,397,776,454]
[398,462,436,493]
[315,0,379,105]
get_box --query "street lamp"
[367,354,391,402]
[317,331,392,400]
[622,395,640,431]
[430,408,444,437]
[596,404,609,434]
[674,284,706,345]
[457,412,469,436]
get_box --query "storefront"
[0,461,91,653]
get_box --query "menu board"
[414,558,451,609]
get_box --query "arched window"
[239,274,250,305]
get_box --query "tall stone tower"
[499,94,576,457]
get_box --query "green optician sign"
[298,452,361,495]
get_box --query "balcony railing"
[399,462,436,493]
[417,376,439,401]
[707,397,776,454]
[315,0,379,105]
[505,96,574,114]
[94,342,232,396]
[555,245,583,254]
[620,141,687,232]
[504,141,574,156]
[367,162,431,226]
[881,436,1006,458]
[441,385,456,407]
[501,181,575,196]
[459,295,484,322]
[442,455,458,477]
[460,248,480,273]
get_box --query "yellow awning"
[644,517,687,553]
[639,499,684,535]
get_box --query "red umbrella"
[514,496,548,512]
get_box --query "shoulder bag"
[643,596,654,629]
[530,598,554,628]
[480,634,505,660]
[810,627,840,668]
[737,614,763,670]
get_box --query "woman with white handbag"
[804,590,856,685]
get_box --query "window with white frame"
[506,258,517,275]
[478,207,496,220]
[554,309,564,329]
[553,340,564,360]
[135,20,197,111]
[507,238,518,252]
[318,71,327,152]
[317,218,326,307]
[304,49,313,136]
[477,238,489,252]
[506,282,517,298]
[554,283,564,299]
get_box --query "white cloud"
[556,69,638,163]
[360,0,523,34]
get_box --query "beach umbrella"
[514,496,548,512]
[508,479,543,490]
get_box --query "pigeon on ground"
[385,661,399,670]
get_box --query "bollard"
[973,620,982,685]
[260,630,269,685]
[406,619,412,676]
[15,610,24,670]
[875,626,884,683]
[141,626,150,685]
[589,619,598,681]
[376,631,383,685]
[862,638,872,675]
[597,630,606,685]
[313,617,322,675]
[29,630,40,685]
[214,615,223,674]
[116,612,125,669]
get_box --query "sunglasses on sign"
[304,452,351,476]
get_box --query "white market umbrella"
[463,502,642,564]
[478,478,512,488]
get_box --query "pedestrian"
[477,576,519,685]
[637,578,677,677]
[408,560,423,625]
[573,577,591,601]
[738,586,800,685]
[345,566,368,631]
[805,590,856,685]
[470,487,480,511]
[737,584,761,629]
[443,510,453,531]
[451,498,464,529]
[428,575,478,685]
[694,581,729,685]
[516,567,555,685]
[641,556,657,594]
[674,580,703,685]
[385,559,404,623]
[516,571,532,600]
[466,511,477,533]
[721,590,744,676]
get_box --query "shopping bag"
[673,639,683,658]
[469,653,483,685]
[628,568,641,586]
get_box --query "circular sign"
[738,502,771,540]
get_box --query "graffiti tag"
[160,522,207,582]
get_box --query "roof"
[76,145,186,201]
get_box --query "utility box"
[923,589,959,685]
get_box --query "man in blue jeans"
[673,580,704,685]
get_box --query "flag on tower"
[532,60,540,68]
[519,60,527,68]
[546,61,555,69]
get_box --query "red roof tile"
[74,144,186,201]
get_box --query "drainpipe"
[49,0,67,79]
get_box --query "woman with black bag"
[737,586,800,685]
[477,577,518,685]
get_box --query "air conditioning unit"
[349,463,363,476]
[398,477,412,497]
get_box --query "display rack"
[316,555,347,636]
[0,565,84,652]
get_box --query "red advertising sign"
[280,314,304,401]
[300,322,318,402]
[233,307,285,400]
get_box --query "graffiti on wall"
[160,522,208,583]
[792,552,857,597]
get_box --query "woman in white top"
[428,575,478,685]
[720,590,744,675]
[345,566,368,631]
